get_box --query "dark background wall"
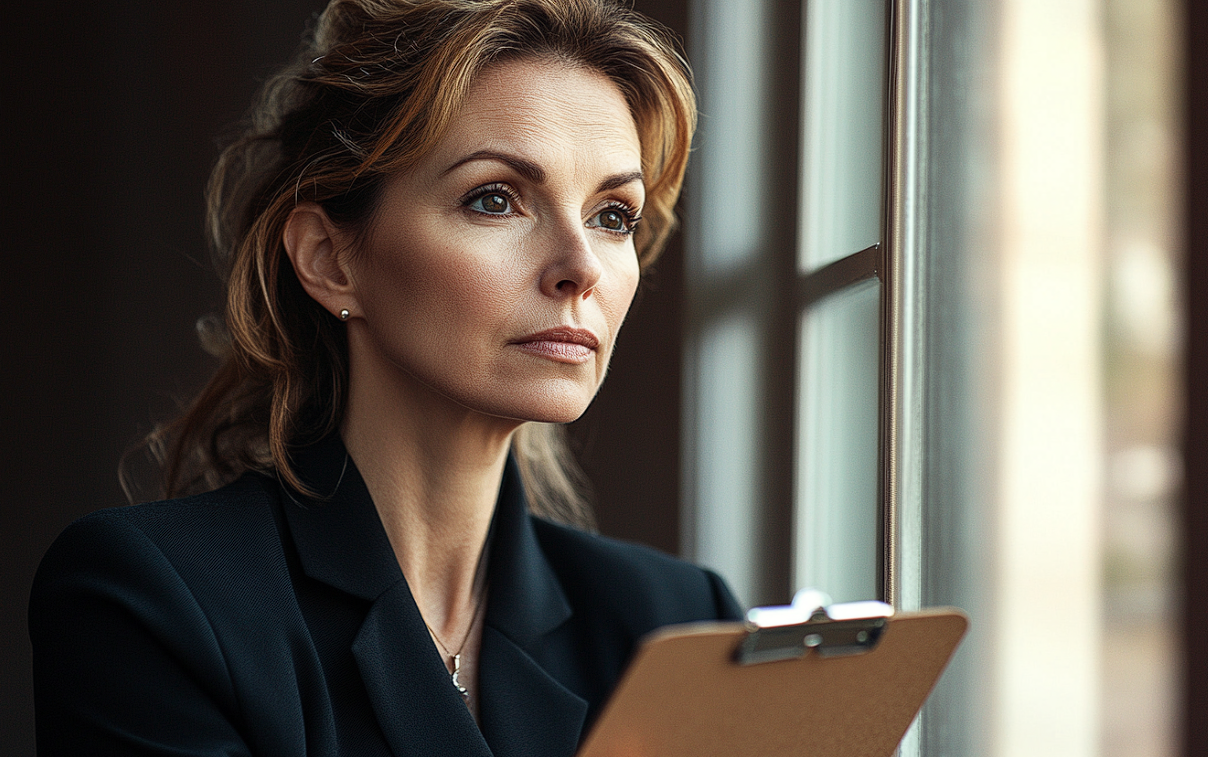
[1,1,688,753]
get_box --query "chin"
[519,405,591,425]
[474,381,599,426]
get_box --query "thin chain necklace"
[425,583,488,700]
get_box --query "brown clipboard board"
[577,603,968,757]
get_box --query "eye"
[598,209,627,231]
[588,203,641,236]
[470,192,510,214]
[463,184,517,215]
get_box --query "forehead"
[427,58,642,174]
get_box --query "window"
[683,1,1180,755]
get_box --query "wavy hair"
[147,0,696,528]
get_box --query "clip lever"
[735,589,893,665]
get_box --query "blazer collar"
[279,436,586,756]
[479,454,588,757]
[482,453,573,646]
[278,435,401,600]
[278,434,576,634]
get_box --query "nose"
[539,216,604,300]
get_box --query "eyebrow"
[442,150,546,183]
[441,150,644,194]
[595,170,645,194]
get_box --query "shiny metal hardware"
[735,589,894,665]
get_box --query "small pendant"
[450,653,469,699]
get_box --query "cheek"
[605,253,641,326]
[355,228,529,353]
[359,224,471,304]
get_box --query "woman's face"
[342,58,644,425]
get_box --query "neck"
[340,353,520,640]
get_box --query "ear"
[283,202,359,320]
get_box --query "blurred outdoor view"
[1102,0,1181,754]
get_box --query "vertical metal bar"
[880,0,907,609]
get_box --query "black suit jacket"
[30,439,742,756]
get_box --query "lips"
[511,327,600,364]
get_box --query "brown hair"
[149,0,696,528]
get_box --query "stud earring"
[339,309,350,321]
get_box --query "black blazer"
[30,438,742,756]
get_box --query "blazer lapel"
[478,458,588,757]
[478,626,588,757]
[354,581,493,757]
[278,438,398,599]
[280,437,492,757]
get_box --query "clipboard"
[577,590,968,757]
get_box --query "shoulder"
[532,518,744,629]
[35,474,282,587]
[30,472,299,685]
[30,473,293,643]
[65,473,276,533]
[29,475,307,754]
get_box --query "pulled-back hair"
[148,0,696,528]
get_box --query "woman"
[30,0,741,754]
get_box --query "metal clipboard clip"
[735,588,894,665]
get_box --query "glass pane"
[799,0,887,271]
[691,310,762,608]
[685,0,796,608]
[794,279,880,603]
[693,0,772,275]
